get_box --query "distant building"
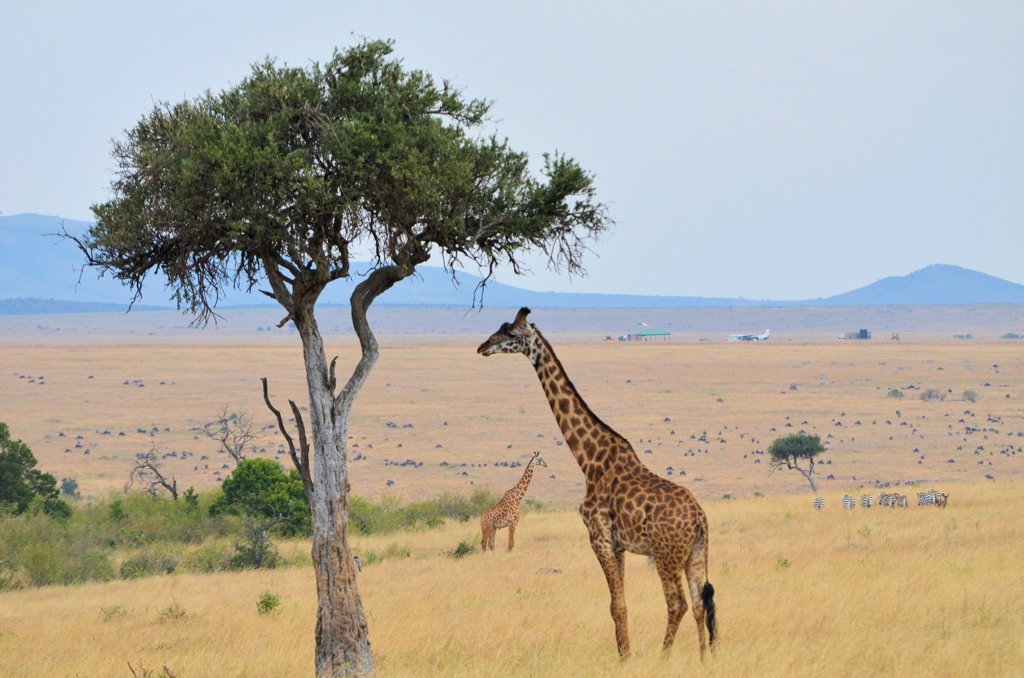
[619,327,671,342]
[839,329,872,340]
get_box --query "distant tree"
[0,422,71,519]
[204,406,260,466]
[69,38,609,677]
[60,477,81,500]
[768,432,825,492]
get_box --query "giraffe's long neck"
[529,330,640,483]
[514,463,535,495]
[501,462,534,505]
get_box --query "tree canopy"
[77,39,609,323]
[211,459,311,536]
[0,423,70,519]
[768,432,825,492]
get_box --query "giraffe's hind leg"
[480,517,492,553]
[685,539,712,659]
[653,557,688,655]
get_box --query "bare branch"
[203,405,260,466]
[125,450,179,500]
[261,377,312,502]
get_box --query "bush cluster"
[0,486,498,590]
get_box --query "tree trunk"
[297,310,374,678]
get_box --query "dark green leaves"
[81,38,610,322]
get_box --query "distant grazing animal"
[842,495,856,510]
[894,493,909,508]
[813,496,825,510]
[878,492,896,508]
[480,451,546,552]
[479,308,716,660]
[917,490,948,508]
[861,494,874,509]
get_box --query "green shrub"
[887,388,904,399]
[1000,332,1021,340]
[361,542,411,566]
[119,544,180,579]
[256,591,281,616]
[448,538,476,559]
[182,540,234,573]
[963,389,977,403]
[921,388,946,402]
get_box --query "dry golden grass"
[1,332,1022,504]
[1,482,1021,676]
[2,315,1022,674]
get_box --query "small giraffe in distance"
[480,451,547,552]
[478,308,717,660]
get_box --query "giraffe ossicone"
[479,307,717,660]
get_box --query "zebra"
[917,490,938,507]
[878,492,896,508]
[842,495,856,510]
[813,496,825,510]
[861,494,874,508]
[895,493,909,508]
[935,492,948,508]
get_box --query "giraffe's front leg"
[507,517,517,551]
[589,530,630,658]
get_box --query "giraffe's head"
[530,451,548,468]
[477,307,536,357]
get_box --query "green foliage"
[183,487,200,513]
[1000,332,1021,339]
[963,389,978,403]
[257,591,282,616]
[360,542,411,567]
[921,388,946,402]
[768,433,825,464]
[0,488,491,588]
[349,489,499,535]
[448,538,476,559]
[211,459,310,536]
[229,517,280,570]
[776,557,791,571]
[887,388,904,399]
[79,39,609,323]
[119,544,180,578]
[0,422,70,519]
[60,477,81,500]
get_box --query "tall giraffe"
[478,308,717,659]
[480,451,547,552]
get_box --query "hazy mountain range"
[3,213,1024,314]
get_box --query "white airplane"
[727,329,770,342]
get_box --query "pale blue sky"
[1,1,1021,299]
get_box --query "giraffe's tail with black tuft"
[702,581,717,645]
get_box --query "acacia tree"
[768,432,825,491]
[72,40,609,677]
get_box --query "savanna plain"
[1,307,1023,676]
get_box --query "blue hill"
[819,264,1024,305]
[2,213,1022,313]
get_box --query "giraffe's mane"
[534,328,633,449]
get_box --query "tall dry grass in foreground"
[1,481,1021,677]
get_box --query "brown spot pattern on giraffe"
[478,308,716,660]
